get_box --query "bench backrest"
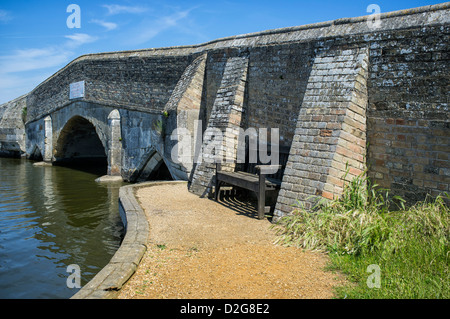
[237,143,291,181]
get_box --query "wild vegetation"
[274,170,449,298]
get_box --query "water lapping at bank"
[0,157,124,299]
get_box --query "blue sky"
[0,0,444,104]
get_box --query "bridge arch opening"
[29,145,43,161]
[135,151,173,182]
[146,159,172,181]
[54,116,107,174]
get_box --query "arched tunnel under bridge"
[131,150,173,182]
[53,116,108,175]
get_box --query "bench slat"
[214,143,291,220]
[217,171,280,191]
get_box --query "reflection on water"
[0,157,124,299]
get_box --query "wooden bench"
[214,145,290,219]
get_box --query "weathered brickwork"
[26,55,195,122]
[367,117,449,202]
[365,23,449,205]
[163,54,207,180]
[273,46,369,219]
[189,55,249,196]
[246,43,316,146]
[0,3,448,219]
[0,95,26,157]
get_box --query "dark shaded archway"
[146,160,173,181]
[54,116,107,175]
[29,145,43,161]
[131,150,174,182]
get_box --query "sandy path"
[117,182,346,299]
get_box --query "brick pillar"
[108,109,122,176]
[164,54,207,180]
[273,47,369,221]
[43,115,53,162]
[189,55,249,196]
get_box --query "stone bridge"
[25,100,172,182]
[23,52,209,183]
[0,3,449,220]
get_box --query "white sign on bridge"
[69,81,85,99]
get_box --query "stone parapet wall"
[24,3,449,123]
[365,20,449,204]
[0,3,447,216]
[26,55,195,123]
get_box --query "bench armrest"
[255,165,282,175]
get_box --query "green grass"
[274,170,449,299]
[156,243,167,250]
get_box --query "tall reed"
[273,170,449,298]
[274,170,448,257]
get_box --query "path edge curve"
[71,180,187,299]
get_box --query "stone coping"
[69,2,450,59]
[25,99,164,125]
[28,3,449,99]
[71,180,187,299]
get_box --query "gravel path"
[117,182,346,299]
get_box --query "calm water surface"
[0,157,124,298]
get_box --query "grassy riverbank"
[274,172,449,299]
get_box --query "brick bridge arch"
[25,102,123,177]
[24,100,180,182]
[53,115,107,167]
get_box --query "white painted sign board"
[69,81,85,99]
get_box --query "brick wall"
[367,117,449,203]
[1,3,446,215]
[26,55,194,122]
[274,46,369,219]
[366,23,449,205]
[189,55,249,196]
[0,95,27,156]
[246,43,316,147]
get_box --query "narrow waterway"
[0,157,124,299]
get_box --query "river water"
[0,157,124,299]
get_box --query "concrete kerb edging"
[71,180,188,299]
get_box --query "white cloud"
[91,19,118,31]
[64,33,98,48]
[128,9,191,45]
[0,48,71,73]
[0,72,52,105]
[0,48,70,104]
[0,10,12,23]
[0,32,98,103]
[0,34,97,75]
[102,4,148,15]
